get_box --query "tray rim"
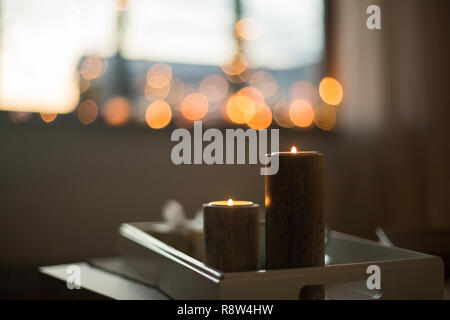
[119,221,438,279]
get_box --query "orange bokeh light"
[116,0,129,11]
[81,57,106,80]
[199,74,229,103]
[235,17,263,41]
[226,86,266,124]
[180,93,209,121]
[226,94,256,124]
[40,112,57,123]
[103,97,131,126]
[221,53,248,76]
[314,104,337,131]
[289,99,314,127]
[77,99,98,125]
[147,63,172,89]
[319,77,343,106]
[247,102,272,130]
[237,86,264,103]
[225,71,249,84]
[145,100,172,129]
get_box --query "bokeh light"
[237,86,264,103]
[77,99,98,125]
[319,77,343,106]
[247,102,272,130]
[199,74,229,103]
[235,17,263,41]
[225,71,250,84]
[289,99,314,127]
[226,94,256,124]
[103,97,131,126]
[80,57,107,80]
[40,112,57,123]
[145,100,172,129]
[146,63,173,89]
[249,71,278,98]
[221,53,248,76]
[314,103,337,131]
[180,93,209,121]
[116,0,129,11]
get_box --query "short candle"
[203,199,259,272]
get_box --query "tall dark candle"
[265,148,325,299]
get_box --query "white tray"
[116,222,444,300]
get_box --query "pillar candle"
[203,200,259,272]
[265,147,325,299]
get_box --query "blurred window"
[0,0,325,125]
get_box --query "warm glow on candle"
[265,195,270,206]
[209,200,253,207]
[291,146,297,153]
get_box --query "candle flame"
[291,146,297,153]
[227,199,234,206]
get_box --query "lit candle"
[203,199,259,272]
[265,146,325,299]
